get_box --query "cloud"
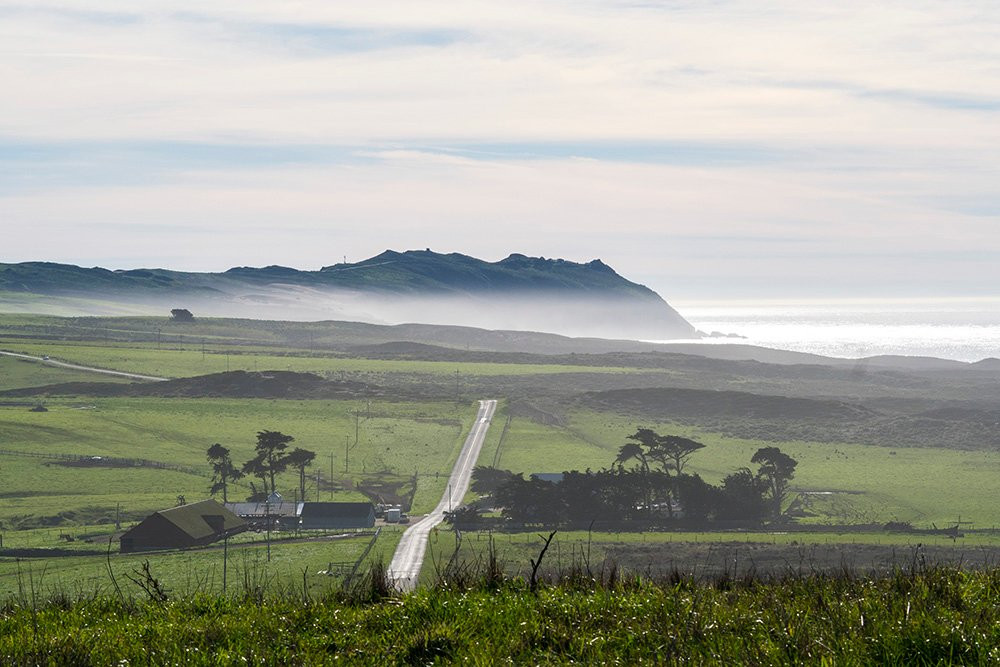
[0,0,998,298]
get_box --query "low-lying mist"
[1,285,699,342]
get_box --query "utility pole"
[265,500,271,562]
[330,451,334,500]
[223,532,229,594]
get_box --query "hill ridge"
[0,250,697,340]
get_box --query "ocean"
[664,298,1000,363]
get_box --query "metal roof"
[299,502,374,519]
[225,501,303,517]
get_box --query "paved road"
[389,399,497,590]
[0,350,168,382]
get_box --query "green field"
[0,395,481,529]
[3,316,999,605]
[425,528,1000,583]
[0,355,132,391]
[0,339,641,379]
[0,333,498,598]
[0,527,403,599]
[484,410,1000,528]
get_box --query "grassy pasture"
[0,339,642,379]
[425,528,1000,585]
[4,320,999,609]
[0,355,131,391]
[0,527,404,599]
[0,395,477,527]
[486,410,1000,527]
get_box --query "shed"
[120,500,246,553]
[225,501,303,529]
[530,473,565,484]
[299,502,376,530]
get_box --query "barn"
[120,500,246,553]
[225,500,303,530]
[299,502,376,530]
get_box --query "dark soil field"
[602,541,1000,578]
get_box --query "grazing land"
[0,527,403,599]
[0,395,477,528]
[424,529,1000,585]
[484,410,1000,528]
[1,312,999,623]
[0,355,132,391]
[0,339,638,379]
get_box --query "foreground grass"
[0,566,997,664]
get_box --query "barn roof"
[155,500,244,539]
[300,502,374,519]
[226,501,302,518]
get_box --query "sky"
[1,1,999,300]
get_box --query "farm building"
[225,500,303,529]
[119,500,246,553]
[530,473,565,484]
[299,502,376,530]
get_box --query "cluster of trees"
[468,429,797,526]
[206,431,316,503]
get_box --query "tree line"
[464,428,797,526]
[206,431,316,503]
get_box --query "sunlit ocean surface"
[660,298,1000,363]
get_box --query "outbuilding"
[225,500,303,530]
[299,502,376,530]
[530,473,565,484]
[120,499,246,553]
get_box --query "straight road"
[0,350,167,382]
[389,399,497,590]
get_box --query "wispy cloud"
[1,1,998,298]
[169,11,473,57]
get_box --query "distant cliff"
[0,250,698,340]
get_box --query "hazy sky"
[2,1,999,300]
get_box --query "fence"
[0,448,205,476]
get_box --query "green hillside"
[1,250,664,299]
[0,250,698,340]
